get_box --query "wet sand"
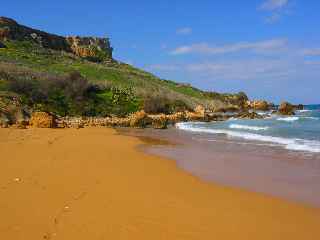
[0,127,320,240]
[123,128,320,207]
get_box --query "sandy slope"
[0,127,319,240]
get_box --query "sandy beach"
[0,127,320,240]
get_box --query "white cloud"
[259,0,290,23]
[148,58,300,82]
[259,0,288,11]
[176,27,192,35]
[301,48,320,56]
[170,38,288,55]
[183,60,295,80]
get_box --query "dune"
[0,127,319,240]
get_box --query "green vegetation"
[0,40,247,117]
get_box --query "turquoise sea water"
[177,105,320,153]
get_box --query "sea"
[176,105,320,154]
[124,105,320,206]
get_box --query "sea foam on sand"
[176,122,320,153]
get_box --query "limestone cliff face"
[0,17,113,61]
[66,36,113,60]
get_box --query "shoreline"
[1,127,320,239]
[119,127,320,207]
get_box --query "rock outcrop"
[129,110,151,128]
[166,112,187,124]
[24,109,241,129]
[66,36,112,61]
[278,102,295,115]
[29,112,57,128]
[194,105,205,116]
[237,111,264,119]
[151,114,168,129]
[0,16,113,62]
[246,100,270,111]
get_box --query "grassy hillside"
[0,39,247,117]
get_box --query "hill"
[0,17,248,120]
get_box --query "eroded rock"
[246,100,270,111]
[237,111,264,119]
[30,112,57,128]
[278,102,295,115]
[151,114,168,129]
[129,110,151,128]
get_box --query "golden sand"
[0,127,319,239]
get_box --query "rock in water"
[30,112,57,128]
[237,111,264,119]
[278,102,295,115]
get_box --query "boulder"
[185,111,204,121]
[278,102,295,115]
[194,105,205,116]
[237,111,264,119]
[151,114,168,129]
[108,117,131,127]
[247,100,270,111]
[129,110,151,128]
[29,112,57,128]
[166,112,186,124]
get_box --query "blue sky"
[2,0,320,103]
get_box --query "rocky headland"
[0,17,303,129]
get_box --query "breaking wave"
[176,122,320,153]
[277,117,299,122]
[229,124,269,131]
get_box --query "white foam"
[303,117,319,120]
[176,122,320,153]
[297,110,312,113]
[277,116,299,122]
[229,124,269,131]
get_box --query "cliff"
[0,17,113,62]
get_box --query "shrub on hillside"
[143,95,190,114]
